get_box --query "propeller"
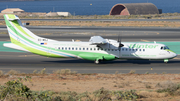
[118,34,124,50]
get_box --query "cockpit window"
[161,46,170,50]
[165,46,169,49]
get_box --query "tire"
[95,60,99,64]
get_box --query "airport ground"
[0,26,180,74]
[0,20,180,100]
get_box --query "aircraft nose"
[173,52,177,57]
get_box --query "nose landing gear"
[164,59,168,63]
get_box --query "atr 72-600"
[3,14,177,64]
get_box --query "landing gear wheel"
[164,59,168,63]
[95,60,100,64]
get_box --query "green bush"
[115,90,140,100]
[0,80,31,100]
[93,87,111,100]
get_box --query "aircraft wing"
[89,36,107,45]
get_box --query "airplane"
[3,14,177,64]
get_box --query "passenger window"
[65,47,67,50]
[139,49,141,51]
[69,47,71,50]
[112,49,113,51]
[126,49,128,51]
[101,48,103,50]
[129,49,131,51]
[115,49,117,51]
[87,48,88,50]
[136,49,138,51]
[105,49,107,51]
[122,48,124,51]
[62,47,64,50]
[76,48,77,50]
[108,49,110,51]
[83,48,85,50]
[132,49,134,51]
[79,48,81,50]
[72,48,74,50]
[143,49,145,51]
[98,48,99,50]
[94,48,96,51]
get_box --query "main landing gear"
[94,57,103,64]
[95,59,100,64]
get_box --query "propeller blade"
[117,33,124,48]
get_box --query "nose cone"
[173,53,177,57]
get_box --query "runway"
[0,26,180,74]
[0,52,180,74]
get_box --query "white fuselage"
[38,39,177,60]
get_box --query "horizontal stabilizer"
[89,36,107,45]
[3,43,29,52]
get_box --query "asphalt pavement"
[0,26,180,74]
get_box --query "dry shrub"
[0,70,4,76]
[156,80,180,95]
[7,70,20,75]
[33,70,37,74]
[53,69,77,75]
[129,70,136,74]
[139,91,167,98]
[38,68,46,74]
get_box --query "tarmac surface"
[0,26,180,74]
[0,18,180,22]
[0,52,180,74]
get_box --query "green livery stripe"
[166,49,175,53]
[8,14,16,19]
[10,37,64,58]
[11,20,34,39]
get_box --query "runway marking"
[141,39,150,42]
[18,55,38,57]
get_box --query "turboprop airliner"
[3,14,177,64]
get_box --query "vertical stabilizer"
[4,14,40,44]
